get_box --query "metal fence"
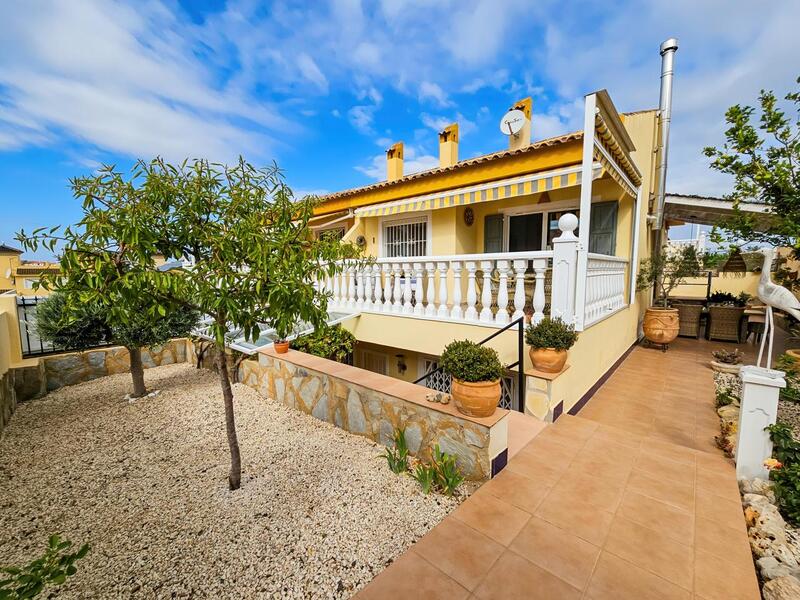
[16,296,111,358]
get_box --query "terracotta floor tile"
[693,549,760,600]
[357,550,469,600]
[551,470,625,513]
[505,447,565,484]
[694,451,735,475]
[586,552,691,600]
[626,470,695,513]
[634,450,696,487]
[617,490,694,544]
[412,518,505,592]
[604,515,694,590]
[482,467,552,513]
[694,516,753,565]
[508,517,600,590]
[695,488,746,532]
[646,440,698,466]
[570,449,635,483]
[696,466,741,500]
[451,489,531,546]
[534,487,614,546]
[592,424,644,449]
[472,550,582,600]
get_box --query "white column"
[736,366,786,480]
[575,93,597,332]
[532,258,547,324]
[450,261,463,320]
[332,268,341,309]
[496,260,510,325]
[356,267,365,309]
[437,262,449,318]
[425,261,436,317]
[363,265,373,310]
[413,262,424,316]
[512,259,527,320]
[402,263,413,315]
[347,263,356,309]
[551,213,580,324]
[479,260,494,323]
[464,261,479,321]
[375,264,386,312]
[392,263,403,314]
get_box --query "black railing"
[413,316,526,413]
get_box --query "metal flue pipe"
[654,38,679,238]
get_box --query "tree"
[636,245,702,307]
[17,166,195,399]
[704,76,800,252]
[35,292,198,397]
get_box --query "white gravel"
[0,363,464,599]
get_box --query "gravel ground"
[778,400,800,439]
[0,363,464,599]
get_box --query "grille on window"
[384,219,426,258]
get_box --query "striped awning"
[354,164,602,218]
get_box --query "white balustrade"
[479,260,494,323]
[584,253,628,326]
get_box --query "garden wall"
[230,347,509,481]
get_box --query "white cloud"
[296,53,330,93]
[420,112,477,137]
[347,105,378,135]
[418,81,452,107]
[355,144,438,181]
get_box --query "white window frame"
[500,195,603,252]
[377,212,432,258]
[355,348,388,375]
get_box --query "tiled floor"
[355,338,761,599]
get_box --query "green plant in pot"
[440,340,504,418]
[636,245,702,347]
[525,317,578,373]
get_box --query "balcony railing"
[584,254,628,327]
[324,252,553,327]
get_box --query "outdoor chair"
[707,305,746,343]
[676,303,703,339]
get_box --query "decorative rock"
[740,477,777,504]
[346,391,367,435]
[763,575,800,600]
[743,493,789,558]
[718,404,740,424]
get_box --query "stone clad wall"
[0,369,17,433]
[236,352,498,480]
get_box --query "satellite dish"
[499,109,526,136]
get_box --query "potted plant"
[270,305,297,354]
[636,245,702,347]
[710,348,743,374]
[440,340,504,418]
[525,317,578,373]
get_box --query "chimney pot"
[386,142,404,181]
[438,123,459,168]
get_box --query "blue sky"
[2,0,799,257]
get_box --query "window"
[382,217,428,258]
[24,279,35,289]
[484,214,504,253]
[317,226,345,241]
[588,201,618,255]
[355,349,387,375]
[508,213,543,252]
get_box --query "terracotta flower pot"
[274,340,290,354]
[451,378,501,418]
[529,347,568,373]
[710,360,741,374]
[642,307,679,345]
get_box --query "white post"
[479,260,494,323]
[437,262,449,318]
[496,260,510,325]
[425,262,436,317]
[363,265,373,310]
[512,259,527,320]
[550,214,579,324]
[332,268,341,309]
[629,186,642,305]
[347,263,356,309]
[380,264,391,312]
[356,268,365,309]
[392,263,403,314]
[402,263,413,314]
[575,93,597,331]
[450,261,463,320]
[464,261,479,321]
[532,258,547,324]
[413,262,424,316]
[736,366,786,480]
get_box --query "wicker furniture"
[707,305,746,342]
[676,303,704,339]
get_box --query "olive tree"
[17,167,194,398]
[138,158,359,490]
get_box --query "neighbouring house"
[0,243,60,296]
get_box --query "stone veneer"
[0,339,190,435]
[234,348,508,480]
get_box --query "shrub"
[767,423,800,466]
[636,246,702,307]
[708,291,739,305]
[380,428,409,474]
[430,445,464,496]
[0,535,89,599]
[711,348,743,365]
[440,340,504,383]
[715,385,738,408]
[525,317,578,350]
[771,463,800,525]
[292,324,355,363]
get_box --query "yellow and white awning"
[354,164,602,218]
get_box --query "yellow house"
[0,243,61,296]
[311,89,661,421]
[0,243,23,293]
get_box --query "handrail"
[587,253,629,262]
[413,316,526,413]
[338,250,553,264]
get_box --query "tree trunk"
[216,348,242,490]
[128,347,147,398]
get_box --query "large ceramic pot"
[529,347,568,373]
[274,340,290,354]
[451,378,501,418]
[642,307,680,345]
